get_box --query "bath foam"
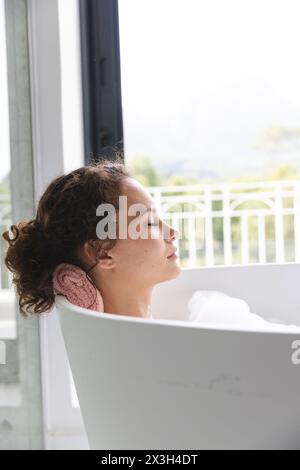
[187,290,300,332]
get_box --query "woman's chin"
[165,262,182,281]
[152,261,182,285]
[172,264,182,277]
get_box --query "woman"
[2,156,181,318]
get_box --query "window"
[118,0,300,267]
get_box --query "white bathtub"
[56,263,300,450]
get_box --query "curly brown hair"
[2,156,131,316]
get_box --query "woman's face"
[102,177,181,287]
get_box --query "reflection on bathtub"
[187,290,300,332]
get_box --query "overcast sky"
[118,0,300,178]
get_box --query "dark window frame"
[79,0,123,163]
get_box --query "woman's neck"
[95,277,153,318]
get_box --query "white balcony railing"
[148,179,300,267]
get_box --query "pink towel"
[52,263,104,312]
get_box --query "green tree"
[253,126,300,153]
[266,163,299,180]
[0,173,10,195]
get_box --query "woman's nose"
[171,227,180,241]
[163,223,180,241]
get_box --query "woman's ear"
[89,239,116,270]
[82,239,99,265]
[97,255,115,270]
[79,239,116,271]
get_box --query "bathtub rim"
[55,294,300,336]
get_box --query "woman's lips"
[167,251,178,259]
